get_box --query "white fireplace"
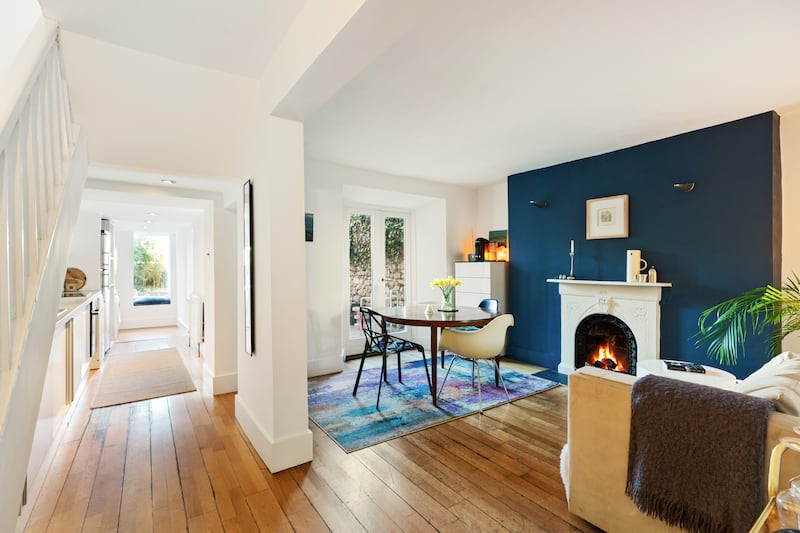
[547,279,672,375]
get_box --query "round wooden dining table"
[369,304,498,406]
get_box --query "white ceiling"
[37,0,304,78]
[304,0,800,185]
[38,0,800,191]
[80,188,210,232]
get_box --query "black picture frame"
[305,213,314,242]
[243,180,255,356]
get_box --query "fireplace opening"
[575,314,637,375]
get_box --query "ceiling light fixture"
[161,179,176,185]
[673,182,696,192]
[529,199,548,208]
[147,212,157,217]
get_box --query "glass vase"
[440,289,456,312]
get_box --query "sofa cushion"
[732,351,800,416]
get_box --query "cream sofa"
[567,366,800,533]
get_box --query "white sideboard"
[455,261,508,312]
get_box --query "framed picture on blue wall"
[586,194,629,239]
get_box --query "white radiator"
[189,294,204,351]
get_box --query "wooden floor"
[22,328,600,532]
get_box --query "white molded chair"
[437,314,515,413]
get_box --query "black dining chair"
[353,307,432,409]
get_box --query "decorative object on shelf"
[648,265,658,283]
[586,194,629,240]
[626,249,647,282]
[490,229,509,262]
[64,267,86,292]
[695,273,800,365]
[529,199,548,208]
[474,238,489,261]
[673,182,696,192]
[567,239,576,280]
[431,276,461,312]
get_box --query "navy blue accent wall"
[507,112,780,379]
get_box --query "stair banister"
[0,22,86,532]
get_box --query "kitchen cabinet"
[70,305,90,401]
[26,293,96,505]
[455,261,508,312]
[28,322,70,501]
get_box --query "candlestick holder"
[567,251,575,280]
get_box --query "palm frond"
[695,286,768,365]
[695,274,800,365]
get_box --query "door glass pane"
[384,217,405,307]
[349,214,371,340]
[384,217,405,333]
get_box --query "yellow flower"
[430,276,460,288]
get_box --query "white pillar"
[235,113,312,472]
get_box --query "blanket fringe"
[626,484,731,533]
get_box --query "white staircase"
[0,24,86,531]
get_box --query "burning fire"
[588,343,626,372]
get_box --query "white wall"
[304,158,478,376]
[0,0,43,114]
[200,205,238,394]
[174,227,190,328]
[57,30,257,180]
[0,0,40,70]
[781,106,800,352]
[66,211,101,291]
[475,180,509,242]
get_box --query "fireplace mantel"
[546,279,672,288]
[547,278,672,375]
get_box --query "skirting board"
[234,395,313,473]
[203,365,238,395]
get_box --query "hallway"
[22,327,303,532]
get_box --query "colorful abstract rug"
[308,356,559,452]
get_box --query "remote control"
[664,361,706,374]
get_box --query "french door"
[344,209,411,356]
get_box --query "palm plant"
[695,274,800,365]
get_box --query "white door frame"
[343,207,413,356]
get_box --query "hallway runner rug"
[91,348,196,409]
[308,356,559,452]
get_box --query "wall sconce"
[673,182,696,192]
[529,199,548,208]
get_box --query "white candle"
[570,239,574,254]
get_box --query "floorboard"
[21,327,600,532]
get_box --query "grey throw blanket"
[626,375,774,533]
